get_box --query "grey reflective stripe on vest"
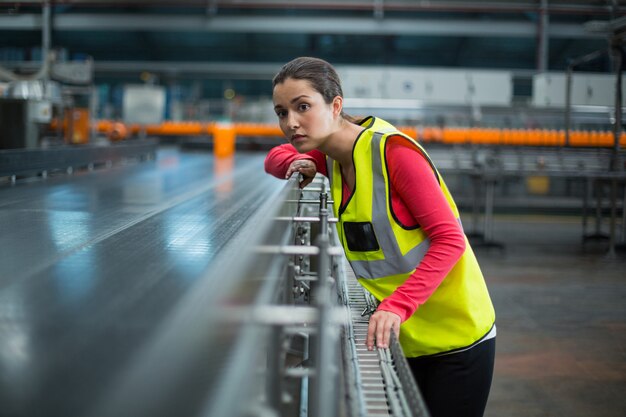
[326,156,334,184]
[349,240,431,279]
[348,132,431,280]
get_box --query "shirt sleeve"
[264,144,328,178]
[376,136,467,322]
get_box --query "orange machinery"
[73,120,626,157]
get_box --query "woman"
[265,56,496,417]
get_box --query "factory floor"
[475,214,626,417]
[0,146,624,416]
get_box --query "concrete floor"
[472,214,626,417]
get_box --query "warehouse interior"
[0,1,625,417]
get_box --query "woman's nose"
[288,113,299,129]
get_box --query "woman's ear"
[332,96,343,118]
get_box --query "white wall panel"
[468,71,513,106]
[423,71,468,104]
[338,67,387,99]
[338,66,512,106]
[385,68,426,100]
[532,73,626,107]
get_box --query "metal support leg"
[473,176,504,251]
[609,179,618,257]
[311,233,336,417]
[583,178,610,244]
[267,325,284,412]
[484,179,495,242]
[615,180,626,253]
[621,182,626,245]
[299,334,310,417]
[311,195,338,417]
[595,180,603,236]
[466,173,485,242]
[582,177,591,239]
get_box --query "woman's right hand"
[285,159,317,188]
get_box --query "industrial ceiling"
[0,0,624,97]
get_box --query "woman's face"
[273,78,337,153]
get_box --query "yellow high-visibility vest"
[328,116,495,357]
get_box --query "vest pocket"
[344,222,380,252]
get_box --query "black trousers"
[407,338,496,417]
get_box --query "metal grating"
[340,261,430,417]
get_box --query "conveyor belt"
[341,260,429,417]
[297,177,429,417]
[0,148,284,417]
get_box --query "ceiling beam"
[1,60,282,79]
[0,0,616,15]
[3,59,541,80]
[0,14,604,39]
[95,61,282,79]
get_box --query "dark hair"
[273,57,360,123]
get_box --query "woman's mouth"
[291,134,306,143]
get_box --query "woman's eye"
[298,103,310,111]
[276,110,287,118]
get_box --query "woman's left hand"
[366,310,401,350]
[285,159,317,188]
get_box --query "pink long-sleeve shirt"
[264,135,466,322]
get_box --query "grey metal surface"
[427,145,624,176]
[421,145,626,251]
[0,147,284,417]
[0,14,602,39]
[0,139,157,176]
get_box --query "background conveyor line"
[0,153,262,287]
[0,150,287,417]
[88,171,297,417]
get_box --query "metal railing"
[426,145,626,254]
[91,173,429,417]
